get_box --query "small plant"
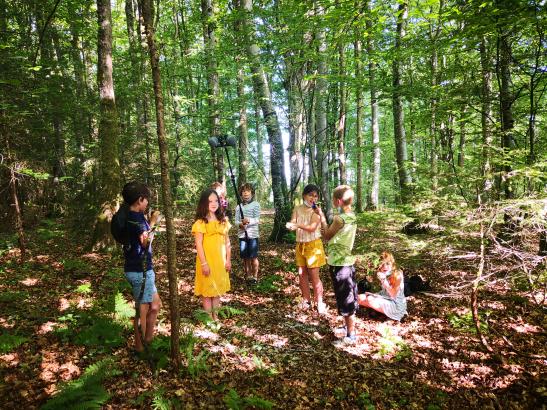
[193,309,214,325]
[41,358,121,410]
[185,342,209,378]
[223,389,274,410]
[377,325,412,360]
[448,311,489,334]
[152,387,172,410]
[217,305,245,319]
[62,258,90,273]
[0,332,28,354]
[113,292,135,323]
[76,283,92,294]
[356,392,375,410]
[254,274,283,294]
[74,317,125,348]
[0,290,28,303]
[252,355,279,377]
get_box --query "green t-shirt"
[327,212,357,266]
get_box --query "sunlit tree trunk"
[480,37,493,199]
[458,105,466,167]
[91,0,121,251]
[237,65,248,186]
[138,0,180,367]
[392,1,411,202]
[366,0,380,210]
[240,0,289,241]
[336,42,347,185]
[201,0,223,182]
[354,35,364,212]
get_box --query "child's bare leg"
[202,296,213,318]
[298,266,311,302]
[245,259,252,278]
[251,257,259,280]
[344,314,356,336]
[358,294,386,314]
[212,297,221,320]
[133,316,143,351]
[308,267,323,305]
[145,293,162,343]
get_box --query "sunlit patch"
[0,352,20,367]
[194,328,219,341]
[37,321,57,335]
[21,278,40,286]
[240,326,288,348]
[40,350,60,383]
[58,298,70,311]
[35,255,51,263]
[59,361,81,381]
[0,317,14,329]
[81,252,102,262]
[508,321,543,334]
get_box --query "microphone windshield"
[208,137,219,148]
[226,136,237,147]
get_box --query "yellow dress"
[192,219,231,297]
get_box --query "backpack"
[111,203,131,246]
[404,275,431,297]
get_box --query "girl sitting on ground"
[358,251,407,321]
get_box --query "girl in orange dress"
[192,188,232,320]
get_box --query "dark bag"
[404,275,431,297]
[357,278,372,294]
[111,204,131,246]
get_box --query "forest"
[0,0,545,408]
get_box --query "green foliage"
[54,312,125,349]
[0,290,28,303]
[76,283,92,294]
[41,358,121,410]
[0,332,28,353]
[182,334,209,378]
[223,389,274,410]
[254,274,283,293]
[192,309,214,325]
[252,355,279,377]
[36,221,64,242]
[151,387,172,410]
[62,259,91,274]
[356,392,376,410]
[447,311,489,334]
[113,292,135,322]
[377,325,412,360]
[0,234,17,257]
[217,305,246,319]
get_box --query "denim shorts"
[239,238,259,259]
[125,269,157,304]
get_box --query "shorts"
[239,238,259,259]
[330,265,358,316]
[125,269,157,304]
[295,238,326,269]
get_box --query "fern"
[41,358,121,410]
[217,305,245,319]
[152,388,172,410]
[193,309,214,324]
[0,332,28,354]
[113,292,135,322]
[223,388,274,410]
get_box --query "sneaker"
[296,300,311,310]
[332,334,357,347]
[316,302,328,315]
[333,326,347,338]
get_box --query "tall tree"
[354,34,364,212]
[480,36,493,198]
[240,0,289,241]
[392,1,412,202]
[138,0,180,367]
[91,0,121,250]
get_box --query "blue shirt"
[123,211,153,272]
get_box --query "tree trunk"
[201,0,223,182]
[458,105,466,167]
[498,32,515,199]
[336,42,347,185]
[392,1,411,202]
[91,0,121,251]
[237,65,248,186]
[240,0,289,241]
[480,37,493,199]
[366,0,380,210]
[315,2,331,217]
[285,61,304,205]
[138,0,180,367]
[354,36,364,212]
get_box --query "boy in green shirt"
[320,185,358,344]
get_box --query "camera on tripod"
[208,134,237,148]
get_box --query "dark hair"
[122,181,150,205]
[195,188,226,223]
[302,184,320,197]
[238,183,254,196]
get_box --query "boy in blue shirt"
[122,182,162,353]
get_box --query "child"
[122,181,162,353]
[210,181,232,220]
[235,183,260,283]
[320,185,358,344]
[286,184,327,314]
[192,188,232,320]
[358,251,407,321]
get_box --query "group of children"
[120,181,407,352]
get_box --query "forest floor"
[0,208,545,409]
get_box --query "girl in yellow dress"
[192,188,232,320]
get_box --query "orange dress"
[191,219,231,297]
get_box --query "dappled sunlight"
[37,321,57,335]
[0,317,14,329]
[20,277,40,286]
[0,352,20,367]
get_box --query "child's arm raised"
[194,232,210,276]
[321,214,344,241]
[295,211,321,232]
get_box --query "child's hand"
[225,260,232,271]
[285,222,296,231]
[202,263,211,276]
[242,218,250,225]
[376,271,386,281]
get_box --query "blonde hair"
[379,251,403,289]
[210,181,226,198]
[333,185,354,207]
